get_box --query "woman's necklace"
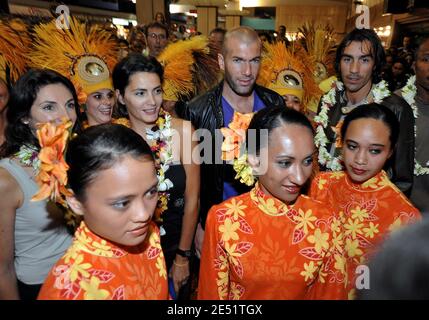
[145,109,174,235]
[14,144,40,173]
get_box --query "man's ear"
[116,89,125,106]
[218,53,225,71]
[66,196,85,216]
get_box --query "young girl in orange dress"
[37,124,169,300]
[309,103,421,299]
[198,106,347,300]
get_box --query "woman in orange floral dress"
[198,106,347,300]
[38,124,169,300]
[309,103,421,299]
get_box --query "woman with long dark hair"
[113,54,199,299]
[0,69,81,300]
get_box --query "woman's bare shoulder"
[0,166,23,208]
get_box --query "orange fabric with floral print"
[198,182,347,300]
[38,221,169,300]
[310,170,421,299]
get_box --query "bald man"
[180,26,285,256]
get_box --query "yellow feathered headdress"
[157,36,220,101]
[298,22,336,84]
[0,18,31,84]
[28,17,118,104]
[257,42,321,112]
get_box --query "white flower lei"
[401,75,429,176]
[146,112,174,192]
[145,111,174,236]
[314,80,390,171]
[14,145,40,173]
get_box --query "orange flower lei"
[31,119,73,206]
[221,111,256,186]
[221,112,253,161]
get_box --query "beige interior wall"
[346,0,392,30]
[225,15,241,31]
[197,7,207,34]
[208,7,217,33]
[276,4,348,35]
[136,0,165,25]
[346,0,394,47]
[152,0,165,21]
[197,6,217,35]
[136,0,152,25]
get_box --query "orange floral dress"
[309,170,421,299]
[198,182,347,300]
[38,221,169,300]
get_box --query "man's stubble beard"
[224,70,255,97]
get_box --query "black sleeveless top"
[159,163,186,252]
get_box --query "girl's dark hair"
[358,218,429,300]
[246,106,315,156]
[66,123,154,202]
[340,103,399,150]
[112,53,164,117]
[0,68,81,158]
[335,28,386,84]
